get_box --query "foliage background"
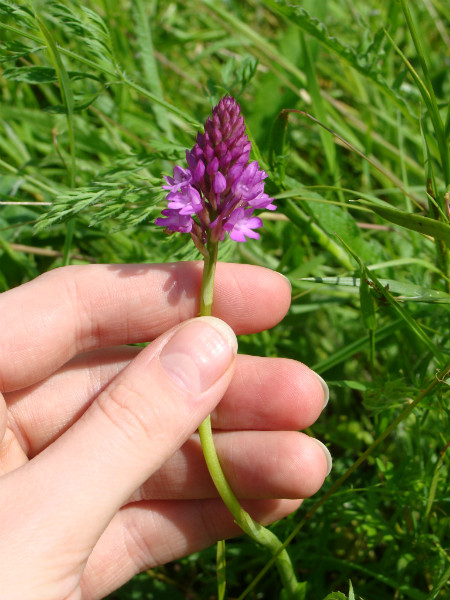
[1,0,449,598]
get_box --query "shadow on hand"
[106,261,202,307]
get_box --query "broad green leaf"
[297,190,384,263]
[281,198,354,270]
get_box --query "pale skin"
[0,262,330,600]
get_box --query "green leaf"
[262,0,414,118]
[198,0,307,86]
[40,1,116,69]
[360,275,377,330]
[0,0,35,28]
[280,581,307,600]
[34,14,74,117]
[336,235,444,360]
[0,236,38,279]
[220,54,259,98]
[268,110,289,186]
[327,380,369,391]
[357,200,450,244]
[301,276,450,303]
[34,8,77,264]
[0,19,199,128]
[0,39,38,62]
[216,539,226,600]
[3,65,101,83]
[300,32,337,175]
[424,446,447,520]
[132,0,172,137]
[317,206,381,262]
[312,319,405,374]
[280,197,355,270]
[424,563,450,600]
[44,88,105,113]
[398,0,449,186]
[3,65,59,83]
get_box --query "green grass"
[1,0,450,598]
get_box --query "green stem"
[200,239,218,316]
[197,239,302,599]
[62,219,76,267]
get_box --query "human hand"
[0,262,330,600]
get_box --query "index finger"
[0,262,291,391]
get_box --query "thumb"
[2,317,237,583]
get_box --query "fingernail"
[160,317,237,395]
[312,370,329,409]
[313,439,333,476]
[276,271,292,291]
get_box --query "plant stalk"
[197,239,302,599]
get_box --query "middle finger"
[6,350,327,457]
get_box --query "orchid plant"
[156,97,303,599]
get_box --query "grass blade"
[263,0,414,118]
[299,32,337,176]
[354,199,450,243]
[383,26,449,188]
[34,13,75,185]
[34,10,77,265]
[0,20,200,128]
[132,0,173,138]
[301,276,450,303]
[312,319,405,373]
[216,539,226,600]
[336,235,444,360]
[399,0,449,186]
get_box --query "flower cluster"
[155,96,276,246]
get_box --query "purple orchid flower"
[156,96,276,244]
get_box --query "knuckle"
[96,380,162,443]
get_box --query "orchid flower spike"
[156,96,276,246]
